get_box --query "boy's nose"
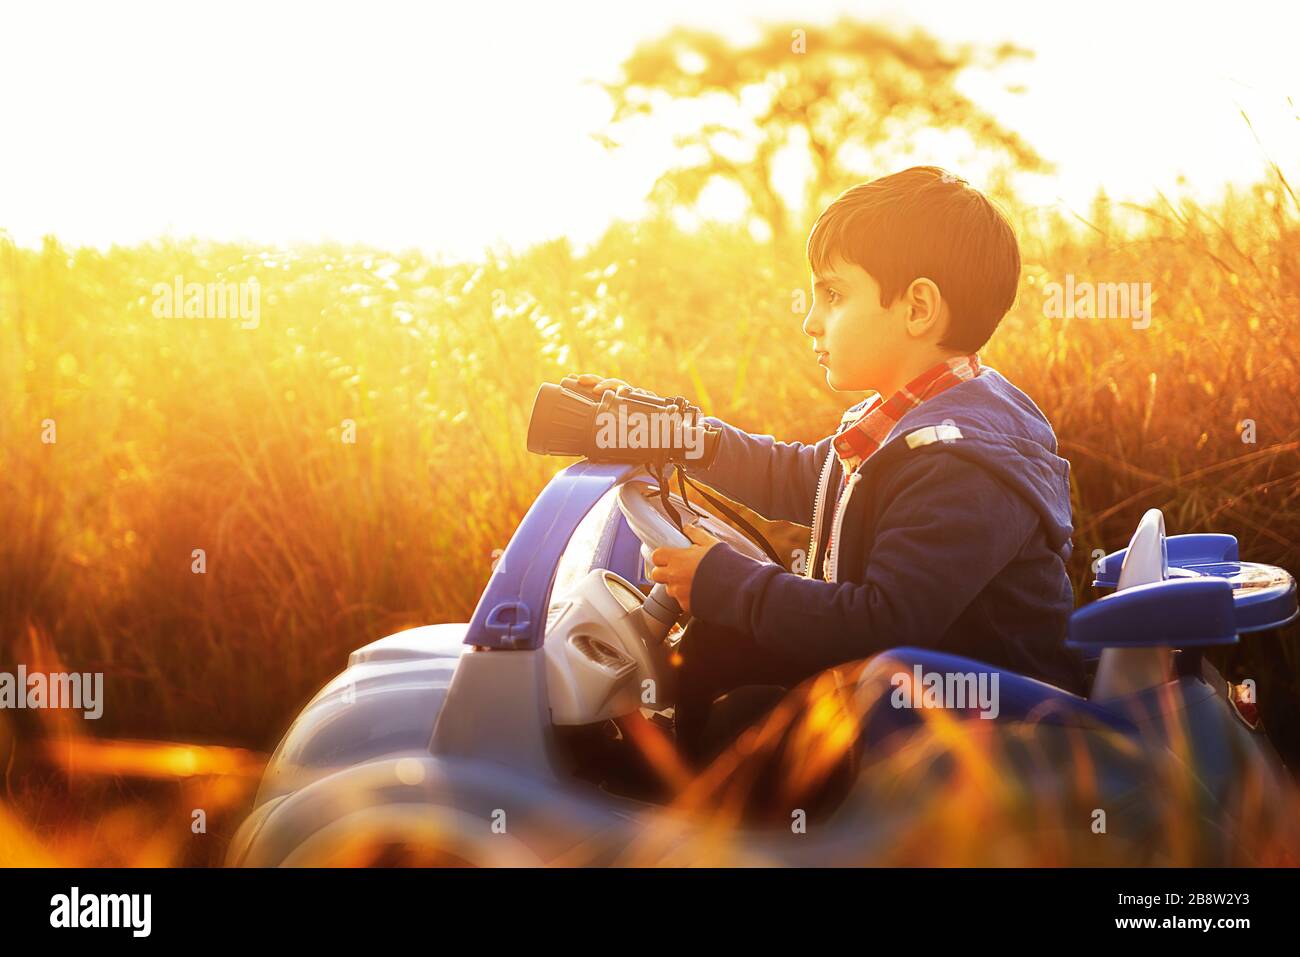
[802,309,820,339]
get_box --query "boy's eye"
[823,289,841,304]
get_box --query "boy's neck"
[874,349,968,399]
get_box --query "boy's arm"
[687,415,832,526]
[688,450,1041,669]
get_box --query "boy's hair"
[806,166,1020,352]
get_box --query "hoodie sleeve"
[689,448,1040,669]
[685,415,830,526]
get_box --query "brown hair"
[807,166,1020,352]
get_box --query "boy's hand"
[648,523,722,616]
[569,372,636,398]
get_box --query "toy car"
[228,384,1298,867]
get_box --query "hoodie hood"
[872,366,1074,559]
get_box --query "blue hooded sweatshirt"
[688,365,1089,695]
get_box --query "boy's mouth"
[815,350,829,366]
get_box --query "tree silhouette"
[598,18,1049,248]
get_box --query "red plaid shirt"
[830,354,983,475]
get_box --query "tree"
[598,18,1050,249]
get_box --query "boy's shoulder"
[887,365,1059,455]
[870,365,1074,555]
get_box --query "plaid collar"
[830,354,982,473]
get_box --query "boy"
[574,165,1087,762]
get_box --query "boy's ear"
[903,277,945,338]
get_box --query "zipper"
[804,449,837,579]
[826,469,863,582]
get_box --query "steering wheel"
[616,481,775,564]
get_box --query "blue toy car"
[228,384,1298,866]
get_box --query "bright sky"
[1,0,1296,259]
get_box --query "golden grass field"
[2,172,1299,865]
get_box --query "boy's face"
[802,256,923,395]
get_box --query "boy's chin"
[822,367,868,392]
